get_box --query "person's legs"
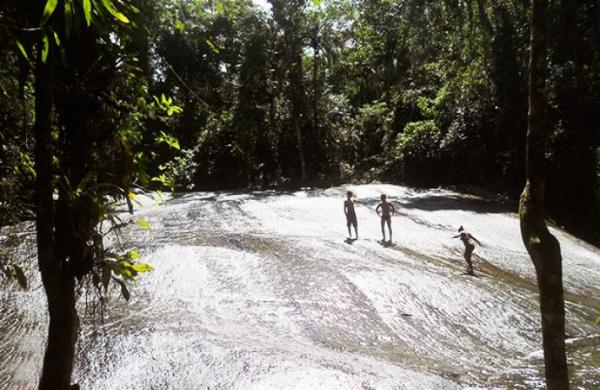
[386,217,392,242]
[353,221,358,239]
[464,244,474,274]
[347,221,352,238]
[380,217,386,241]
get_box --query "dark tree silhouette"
[519,0,569,388]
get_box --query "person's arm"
[451,234,460,239]
[390,202,396,216]
[344,202,348,216]
[375,203,381,216]
[471,235,483,246]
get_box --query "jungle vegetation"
[0,0,598,389]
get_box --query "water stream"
[1,184,599,389]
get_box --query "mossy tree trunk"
[519,0,569,389]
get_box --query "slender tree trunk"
[291,51,308,182]
[32,25,81,390]
[33,43,54,299]
[294,116,307,181]
[312,25,319,138]
[519,1,569,389]
[33,43,78,390]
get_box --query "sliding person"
[452,226,483,275]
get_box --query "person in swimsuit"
[344,191,358,239]
[452,226,482,275]
[375,194,395,242]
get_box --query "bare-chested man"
[452,226,482,275]
[344,191,358,239]
[376,194,395,242]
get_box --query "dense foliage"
[3,0,599,241]
[151,0,600,242]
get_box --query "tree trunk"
[519,1,569,389]
[312,24,319,139]
[33,27,80,390]
[38,273,78,390]
[291,51,308,182]
[294,116,307,181]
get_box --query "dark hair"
[381,194,386,200]
[347,191,353,197]
[458,226,464,232]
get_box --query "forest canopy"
[2,0,599,242]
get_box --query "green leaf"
[83,0,92,26]
[153,191,164,205]
[128,192,142,207]
[596,316,600,326]
[131,263,153,273]
[127,250,140,260]
[15,40,29,61]
[41,34,50,63]
[138,166,150,186]
[101,0,130,23]
[136,219,151,229]
[312,0,323,6]
[53,31,61,47]
[151,174,175,192]
[115,279,130,301]
[64,0,73,37]
[41,0,59,25]
[175,20,185,33]
[156,131,180,149]
[13,266,28,290]
[205,38,220,54]
[215,1,225,15]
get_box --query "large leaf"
[131,263,153,273]
[83,0,92,26]
[64,0,73,37]
[41,0,59,25]
[101,0,130,24]
[15,40,29,61]
[53,31,61,47]
[41,34,50,63]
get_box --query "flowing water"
[1,184,599,389]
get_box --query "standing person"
[344,191,358,240]
[452,226,483,275]
[375,194,395,243]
